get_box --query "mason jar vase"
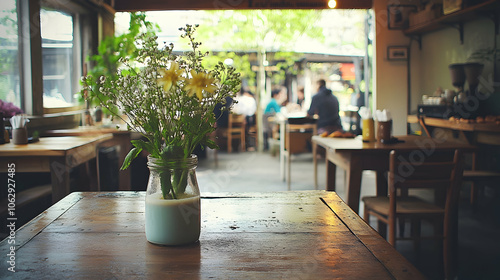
[145,154,200,246]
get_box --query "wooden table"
[276,113,317,184]
[312,135,476,213]
[43,126,137,191]
[0,135,112,202]
[0,191,425,279]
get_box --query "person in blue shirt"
[264,89,283,114]
[307,79,342,135]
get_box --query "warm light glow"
[328,0,337,8]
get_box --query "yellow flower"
[185,70,217,101]
[158,61,184,92]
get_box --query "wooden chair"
[463,151,500,207]
[217,113,246,153]
[362,149,464,280]
[247,120,258,151]
[284,122,317,189]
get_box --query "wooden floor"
[196,150,500,280]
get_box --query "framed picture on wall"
[387,5,417,30]
[387,46,409,61]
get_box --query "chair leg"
[363,207,370,225]
[443,215,457,280]
[287,152,291,190]
[399,218,406,238]
[388,215,396,246]
[411,219,421,257]
[241,128,245,152]
[228,133,232,153]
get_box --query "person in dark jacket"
[307,79,342,134]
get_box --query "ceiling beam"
[114,0,372,12]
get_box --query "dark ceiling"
[113,0,373,12]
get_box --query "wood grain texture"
[0,191,424,279]
[0,135,113,157]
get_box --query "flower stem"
[160,171,176,199]
[173,169,188,195]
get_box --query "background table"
[312,135,476,213]
[43,127,136,191]
[0,135,112,202]
[0,191,424,279]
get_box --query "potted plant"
[81,24,240,246]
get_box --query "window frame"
[14,0,107,129]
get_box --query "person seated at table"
[297,86,305,109]
[264,88,284,114]
[233,89,257,150]
[307,79,342,135]
[263,88,285,151]
[233,88,257,126]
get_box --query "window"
[0,0,20,108]
[40,8,76,108]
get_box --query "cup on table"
[376,120,392,143]
[362,118,375,142]
[12,127,28,145]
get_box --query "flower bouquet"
[82,24,240,245]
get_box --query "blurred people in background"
[233,89,257,150]
[307,79,342,135]
[297,86,305,109]
[263,87,285,151]
[233,88,257,125]
[349,84,365,108]
[264,88,284,114]
[285,86,305,113]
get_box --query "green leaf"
[121,147,142,170]
[131,139,156,157]
[205,138,219,150]
[161,145,184,159]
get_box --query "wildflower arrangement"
[81,24,240,198]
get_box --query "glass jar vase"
[145,154,200,246]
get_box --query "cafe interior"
[1,0,500,279]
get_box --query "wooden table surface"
[0,191,425,279]
[0,135,113,201]
[43,126,131,136]
[312,135,476,213]
[0,135,112,156]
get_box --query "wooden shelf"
[420,116,500,133]
[404,0,500,36]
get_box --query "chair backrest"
[388,149,464,211]
[285,123,317,154]
[228,113,245,129]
